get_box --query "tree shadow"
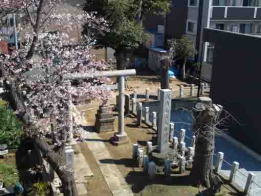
[125,171,192,193]
[99,158,135,168]
[85,138,110,143]
[15,138,51,193]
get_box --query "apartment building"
[144,0,261,80]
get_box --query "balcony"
[211,6,261,20]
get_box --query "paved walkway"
[73,104,133,196]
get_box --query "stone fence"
[128,89,261,196]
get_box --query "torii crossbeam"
[64,69,136,144]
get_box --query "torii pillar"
[64,69,136,145]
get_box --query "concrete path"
[73,144,94,196]
[84,130,133,196]
[73,104,133,196]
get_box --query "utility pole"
[13,14,18,50]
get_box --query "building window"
[213,0,226,6]
[187,21,197,34]
[230,24,239,32]
[256,24,261,34]
[239,24,253,34]
[188,0,198,6]
[215,23,225,30]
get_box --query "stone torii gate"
[64,69,136,144]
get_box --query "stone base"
[150,148,176,166]
[110,133,129,145]
[95,105,115,133]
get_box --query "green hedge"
[0,103,22,148]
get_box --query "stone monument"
[95,105,115,133]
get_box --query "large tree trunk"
[34,138,78,196]
[115,50,127,70]
[182,58,187,80]
[190,104,221,188]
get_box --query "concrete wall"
[203,28,261,154]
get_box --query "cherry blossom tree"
[0,1,110,195]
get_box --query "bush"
[0,104,22,148]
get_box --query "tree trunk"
[160,58,170,89]
[190,104,220,188]
[182,58,187,80]
[26,35,38,60]
[34,138,78,196]
[115,50,127,70]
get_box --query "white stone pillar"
[179,157,186,174]
[191,135,196,148]
[132,98,137,114]
[173,137,178,152]
[145,107,150,125]
[190,84,195,97]
[215,152,224,173]
[169,123,175,142]
[157,88,161,101]
[133,90,137,100]
[244,172,255,195]
[147,141,153,154]
[200,83,205,95]
[145,88,149,101]
[179,85,184,97]
[229,161,239,183]
[152,112,157,131]
[117,76,125,137]
[180,142,186,157]
[179,129,186,145]
[65,145,74,172]
[132,144,139,159]
[137,102,143,126]
[157,89,172,153]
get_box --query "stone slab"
[85,130,133,196]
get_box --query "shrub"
[0,104,22,148]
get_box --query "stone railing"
[128,90,261,196]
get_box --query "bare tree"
[190,102,223,188]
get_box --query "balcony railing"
[211,6,261,20]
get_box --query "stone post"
[191,135,196,148]
[190,84,195,97]
[244,172,255,195]
[145,88,149,101]
[179,129,186,145]
[132,144,139,159]
[132,98,137,115]
[65,145,74,172]
[187,147,194,168]
[229,161,239,183]
[137,148,144,167]
[152,112,157,131]
[148,161,157,179]
[180,142,186,157]
[200,83,205,95]
[169,123,175,142]
[136,102,143,126]
[179,85,184,97]
[172,137,178,154]
[147,141,153,154]
[179,157,186,174]
[157,89,172,153]
[133,90,137,100]
[215,152,224,173]
[157,88,161,101]
[145,107,150,125]
[117,76,126,138]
